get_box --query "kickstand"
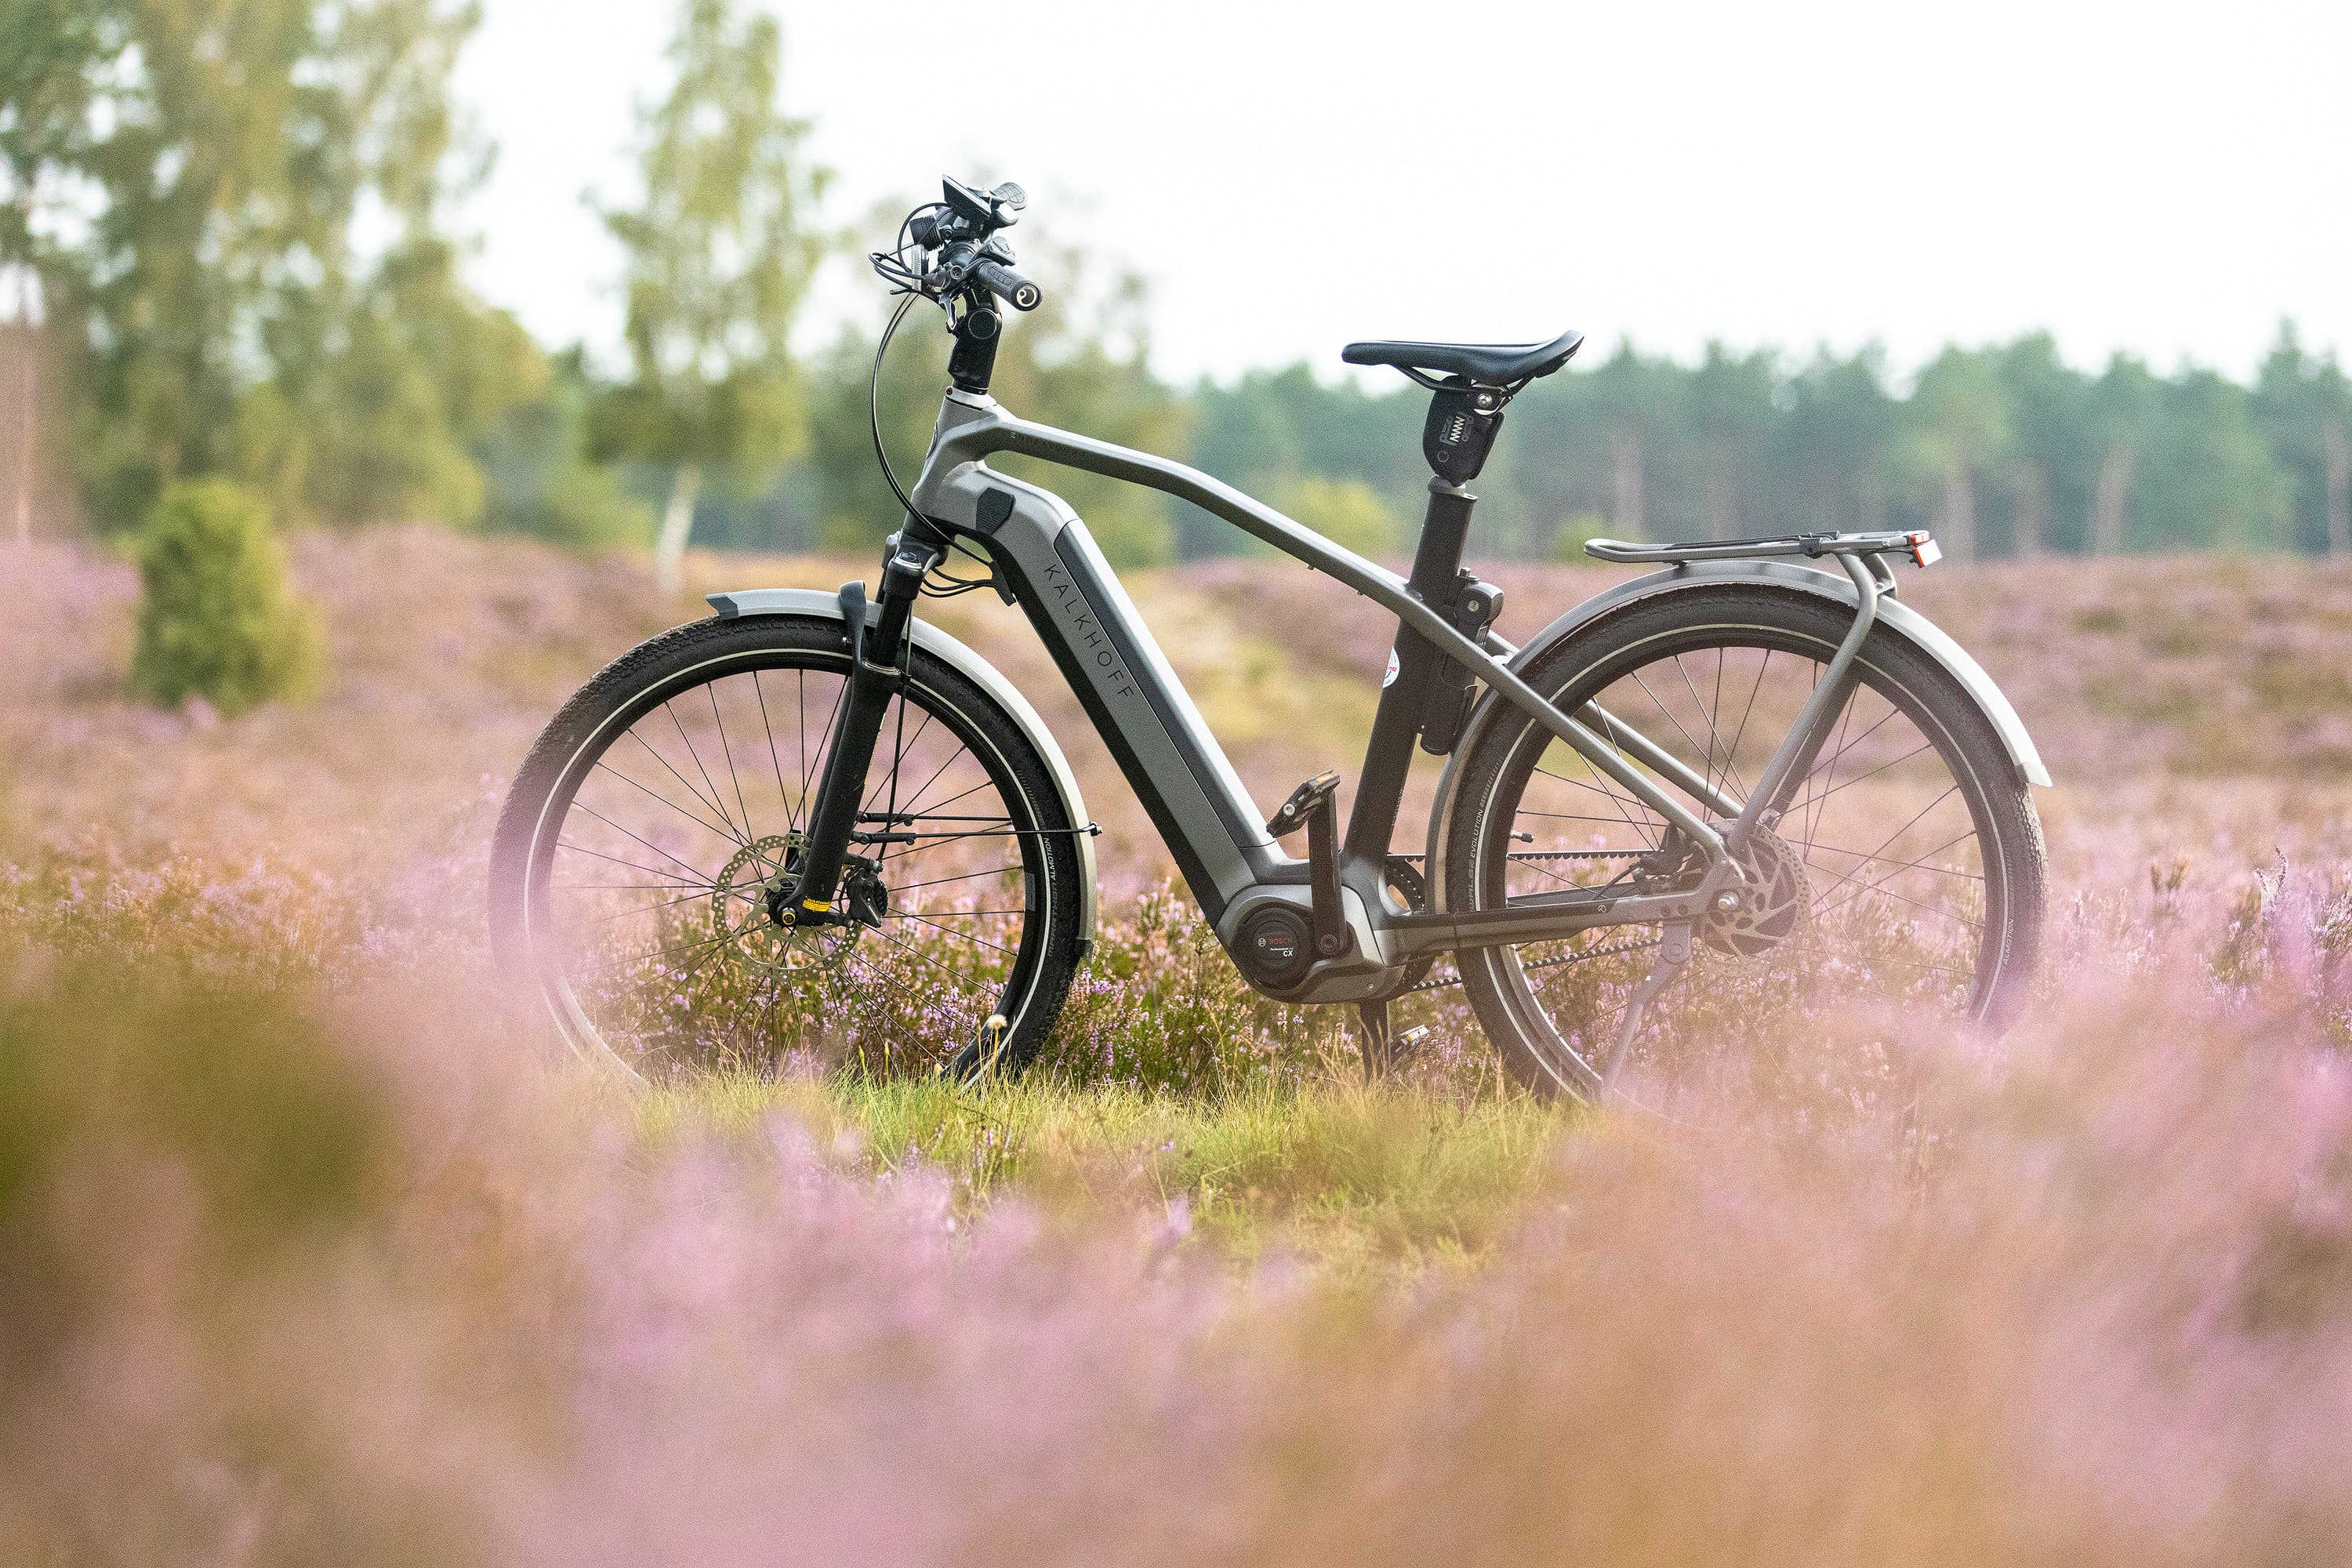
[1599,920,1693,1099]
[1356,999,1392,1083]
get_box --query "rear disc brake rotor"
[1702,825,1812,957]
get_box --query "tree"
[594,0,827,589]
[2,0,534,530]
[1901,347,2011,563]
[1685,343,1778,542]
[1783,347,1898,534]
[1994,334,2095,556]
[2138,369,2290,552]
[2086,356,2161,555]
[2253,321,2352,557]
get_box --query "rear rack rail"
[1585,528,1941,572]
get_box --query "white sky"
[456,0,2352,387]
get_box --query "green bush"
[129,479,322,716]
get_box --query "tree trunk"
[7,279,29,547]
[2010,463,2045,559]
[1939,459,1976,563]
[2091,445,2133,556]
[654,462,702,593]
[1610,426,1645,539]
[2325,423,2350,558]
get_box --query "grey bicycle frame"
[902,387,1885,984]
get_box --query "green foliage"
[1265,474,1401,559]
[1552,513,1611,561]
[480,350,655,552]
[129,478,321,714]
[2,0,535,531]
[592,0,826,554]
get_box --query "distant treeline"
[735,321,2352,566]
[8,2,2347,569]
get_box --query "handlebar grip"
[971,260,1043,312]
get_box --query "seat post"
[1342,477,1477,863]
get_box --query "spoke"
[895,737,977,820]
[1797,685,1864,850]
[1779,837,1984,884]
[1805,796,1963,913]
[1564,705,1677,844]
[666,700,742,842]
[555,836,716,888]
[867,701,935,821]
[707,681,757,845]
[751,670,797,833]
[592,760,742,847]
[1629,666,1721,796]
[1814,874,1982,931]
[582,886,749,926]
[889,907,1028,920]
[1532,757,1658,846]
[1810,826,1981,928]
[1788,738,1940,814]
[1717,649,1773,800]
[1671,652,1746,804]
[568,800,722,887]
[626,728,744,844]
[891,912,1019,956]
[891,866,1024,892]
[874,927,1000,1000]
[574,924,740,980]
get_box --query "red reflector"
[1907,531,1942,567]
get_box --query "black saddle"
[1341,328,1584,386]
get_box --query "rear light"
[1906,530,1942,568]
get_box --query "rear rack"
[1586,529,1942,569]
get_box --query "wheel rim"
[1472,624,2006,1100]
[522,648,1047,1078]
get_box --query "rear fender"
[1421,561,2050,909]
[706,587,1096,946]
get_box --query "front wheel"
[1440,586,2046,1103]
[489,614,1087,1081]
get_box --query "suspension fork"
[787,526,944,923]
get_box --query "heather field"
[6,531,2352,1563]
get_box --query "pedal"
[1265,771,1352,964]
[1265,769,1341,838]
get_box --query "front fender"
[705,587,1096,947]
[1421,560,2050,905]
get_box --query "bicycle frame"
[891,387,1814,1002]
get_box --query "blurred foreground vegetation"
[5,0,2349,575]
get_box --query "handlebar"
[972,259,1042,312]
[869,176,1047,313]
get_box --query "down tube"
[982,514,1276,923]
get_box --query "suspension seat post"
[791,529,942,920]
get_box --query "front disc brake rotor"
[1702,824,1812,957]
[710,833,859,980]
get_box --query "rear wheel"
[1441,586,2045,1103]
[489,615,1085,1081]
